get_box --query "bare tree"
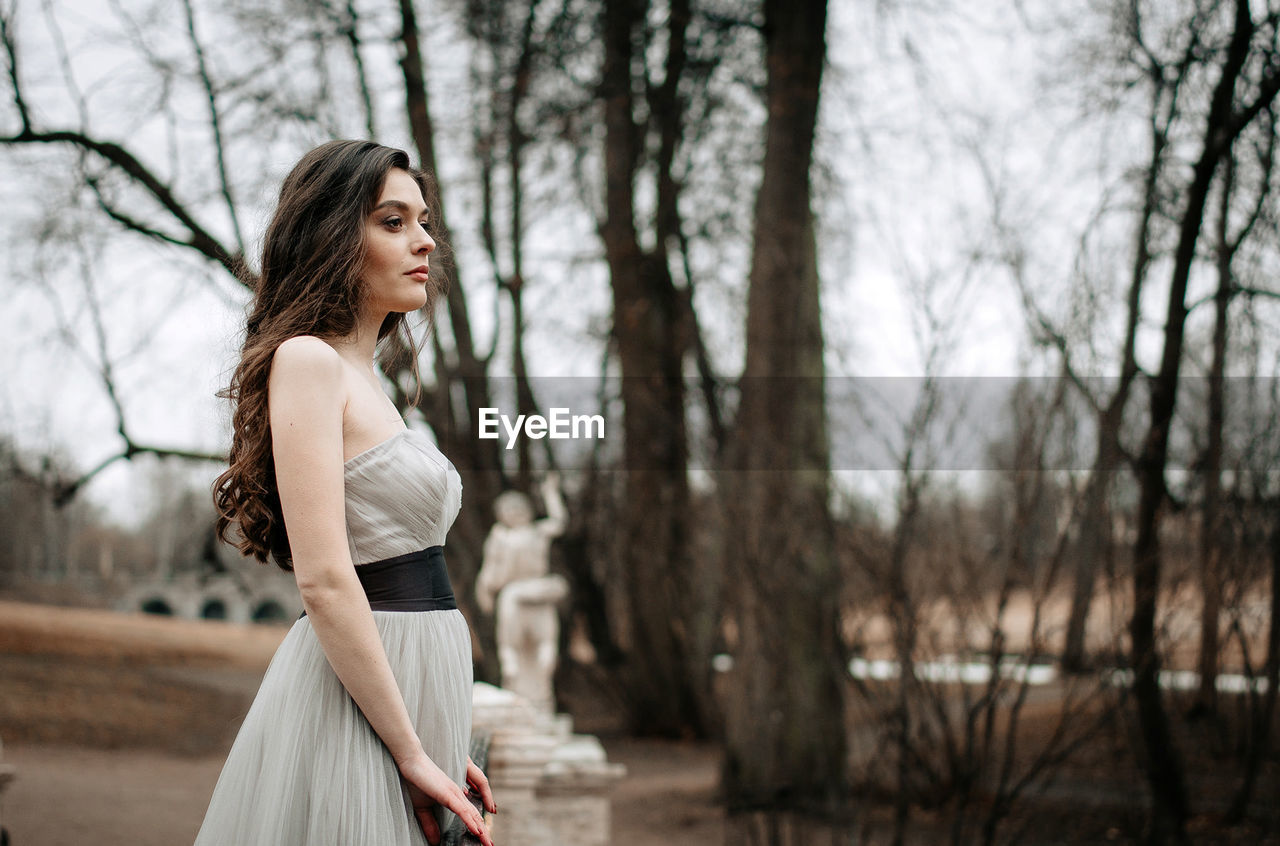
[1127,2,1280,840]
[1225,391,1280,818]
[1013,1,1200,673]
[0,0,763,735]
[1191,111,1274,716]
[596,0,728,736]
[719,0,850,840]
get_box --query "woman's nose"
[414,226,435,254]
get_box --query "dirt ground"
[1,738,722,846]
[0,599,722,846]
[2,598,1277,845]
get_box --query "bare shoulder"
[272,335,341,375]
[269,336,345,415]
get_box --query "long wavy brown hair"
[212,140,446,571]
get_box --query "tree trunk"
[1194,155,1234,716]
[506,0,543,490]
[396,0,504,682]
[1061,426,1118,672]
[1063,75,1167,672]
[1226,494,1280,820]
[721,0,848,838]
[600,0,708,737]
[1129,5,1256,839]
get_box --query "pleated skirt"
[193,608,473,845]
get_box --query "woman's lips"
[407,267,430,282]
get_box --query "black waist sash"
[299,546,457,618]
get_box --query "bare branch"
[19,243,226,509]
[1,1,31,131]
[51,443,226,507]
[1236,283,1280,301]
[84,174,200,251]
[676,234,726,453]
[179,0,244,255]
[1222,67,1280,157]
[1226,108,1276,254]
[39,0,87,126]
[0,128,249,283]
[326,0,378,139]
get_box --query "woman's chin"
[397,292,431,313]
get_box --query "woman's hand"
[405,779,444,846]
[466,756,498,815]
[399,753,494,846]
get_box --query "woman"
[198,140,496,846]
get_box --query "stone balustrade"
[472,683,625,846]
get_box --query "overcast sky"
[2,1,1260,528]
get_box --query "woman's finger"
[466,758,498,814]
[441,786,494,846]
[468,774,497,814]
[413,803,442,846]
[400,755,494,846]
[405,778,442,845]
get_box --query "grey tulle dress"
[194,427,473,845]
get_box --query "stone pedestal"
[472,683,625,846]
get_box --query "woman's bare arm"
[268,336,492,845]
[267,335,423,763]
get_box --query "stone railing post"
[472,683,625,846]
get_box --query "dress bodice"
[343,428,463,565]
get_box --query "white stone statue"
[476,473,570,713]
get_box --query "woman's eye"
[383,217,403,230]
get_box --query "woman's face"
[359,168,436,317]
